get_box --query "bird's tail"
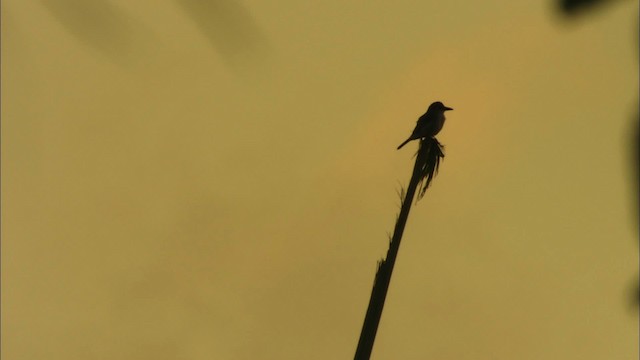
[397,138,411,150]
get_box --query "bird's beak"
[444,106,453,111]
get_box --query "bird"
[397,101,453,150]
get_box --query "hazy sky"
[2,1,638,359]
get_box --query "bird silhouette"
[397,101,453,150]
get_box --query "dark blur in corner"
[557,0,639,306]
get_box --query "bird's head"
[430,101,453,112]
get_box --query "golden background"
[2,1,638,359]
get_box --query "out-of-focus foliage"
[559,0,611,15]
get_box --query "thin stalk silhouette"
[354,137,444,360]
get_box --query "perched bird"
[397,101,453,150]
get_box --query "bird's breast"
[431,116,445,136]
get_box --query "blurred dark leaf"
[559,0,611,15]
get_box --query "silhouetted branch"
[354,137,445,360]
